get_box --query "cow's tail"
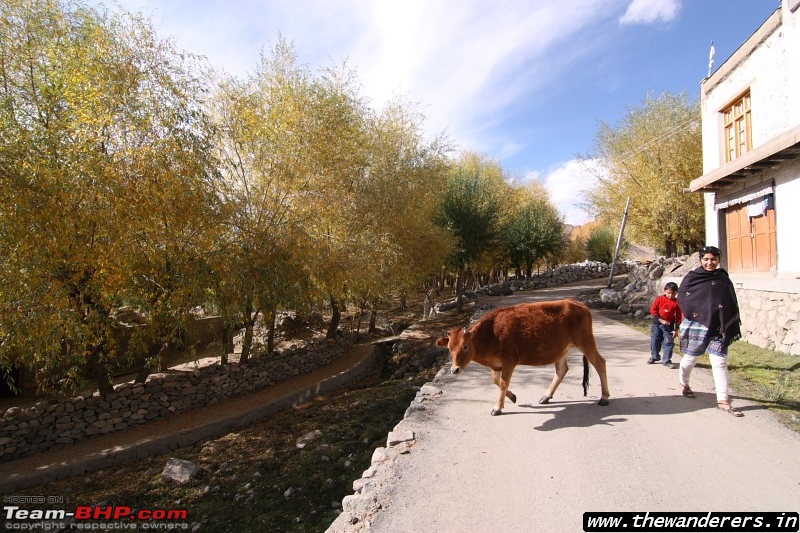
[582,356,590,396]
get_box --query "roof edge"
[689,125,800,192]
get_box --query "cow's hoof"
[490,408,502,416]
[451,367,460,375]
[538,395,551,404]
[507,392,517,404]
[598,398,610,406]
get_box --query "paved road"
[330,280,800,533]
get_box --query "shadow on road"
[506,394,766,431]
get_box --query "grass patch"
[608,312,800,433]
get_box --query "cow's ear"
[434,336,449,347]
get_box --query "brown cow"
[435,299,610,415]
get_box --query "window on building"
[722,91,751,162]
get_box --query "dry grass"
[7,296,468,533]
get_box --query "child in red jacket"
[649,281,683,368]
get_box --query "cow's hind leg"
[576,338,611,406]
[490,367,516,416]
[539,354,569,404]
[588,352,610,406]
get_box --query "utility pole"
[607,196,631,288]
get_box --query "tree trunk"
[133,343,166,384]
[455,269,464,314]
[266,306,277,354]
[240,320,253,362]
[88,350,114,398]
[424,287,439,318]
[368,298,379,333]
[326,296,341,339]
[355,299,366,336]
[240,301,256,362]
[220,322,234,364]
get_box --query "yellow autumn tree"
[586,91,705,256]
[208,41,319,359]
[0,0,221,395]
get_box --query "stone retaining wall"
[737,288,800,356]
[595,254,800,356]
[0,333,354,463]
[486,260,630,292]
[436,261,630,312]
[0,261,636,465]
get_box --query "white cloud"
[349,0,598,139]
[537,159,607,226]
[619,0,680,26]
[129,0,620,147]
[108,0,631,190]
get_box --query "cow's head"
[435,327,474,374]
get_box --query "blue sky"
[105,0,780,225]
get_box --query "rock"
[485,284,513,296]
[599,289,620,304]
[387,430,414,447]
[342,493,378,514]
[296,429,322,449]
[371,447,389,465]
[162,458,201,483]
[648,265,665,279]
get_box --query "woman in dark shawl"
[677,245,743,417]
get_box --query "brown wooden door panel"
[724,202,776,273]
[726,207,743,272]
[753,207,776,271]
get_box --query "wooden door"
[752,207,776,271]
[725,202,776,273]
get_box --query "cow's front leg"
[490,367,516,416]
[539,356,569,404]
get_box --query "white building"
[688,0,800,354]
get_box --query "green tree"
[586,227,623,263]
[436,152,506,312]
[586,91,705,256]
[501,184,566,277]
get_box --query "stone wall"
[595,254,800,356]
[0,333,354,463]
[435,261,629,312]
[737,288,800,356]
[595,256,695,318]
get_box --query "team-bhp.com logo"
[4,504,189,530]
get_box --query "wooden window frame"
[722,90,752,163]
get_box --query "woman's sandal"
[717,401,744,417]
[681,385,695,398]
